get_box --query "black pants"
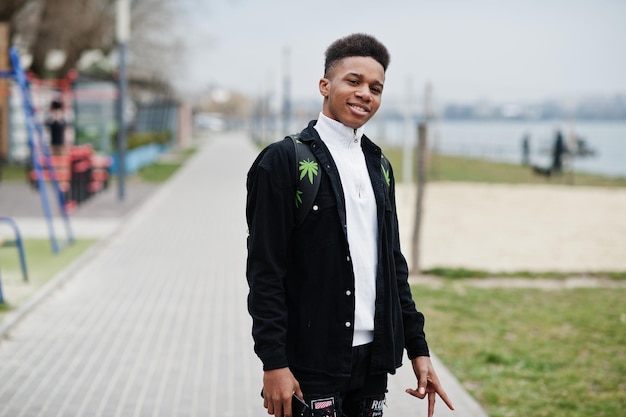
[294,343,387,417]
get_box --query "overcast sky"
[173,0,626,104]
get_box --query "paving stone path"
[0,133,486,417]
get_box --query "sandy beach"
[396,182,626,273]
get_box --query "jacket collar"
[298,120,381,156]
[313,112,364,148]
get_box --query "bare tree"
[128,0,177,79]
[0,0,189,160]
[0,0,31,23]
[10,0,175,82]
[27,0,116,77]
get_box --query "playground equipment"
[0,46,73,253]
[0,216,28,304]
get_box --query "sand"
[395,182,626,273]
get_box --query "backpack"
[288,134,392,227]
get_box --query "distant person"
[521,133,530,165]
[246,33,453,417]
[552,128,566,173]
[45,99,67,155]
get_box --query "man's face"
[319,56,385,129]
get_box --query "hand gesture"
[405,356,455,417]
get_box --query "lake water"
[367,119,626,178]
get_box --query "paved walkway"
[0,132,487,417]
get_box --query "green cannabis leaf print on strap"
[299,159,319,184]
[381,162,390,187]
[295,188,303,207]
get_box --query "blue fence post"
[0,217,29,282]
[0,263,4,304]
[0,273,4,304]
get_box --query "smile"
[348,103,369,113]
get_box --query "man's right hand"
[262,367,303,417]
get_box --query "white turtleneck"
[314,112,378,347]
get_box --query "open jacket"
[246,120,429,377]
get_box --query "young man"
[246,33,454,417]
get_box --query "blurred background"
[1,3,625,417]
[0,0,625,177]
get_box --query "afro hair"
[324,33,390,77]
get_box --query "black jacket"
[246,121,429,377]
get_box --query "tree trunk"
[29,0,54,77]
[411,122,428,275]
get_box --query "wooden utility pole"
[411,122,428,274]
[411,82,433,275]
[0,22,9,162]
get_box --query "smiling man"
[246,33,454,417]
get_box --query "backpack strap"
[289,134,321,227]
[289,134,391,227]
[380,152,391,188]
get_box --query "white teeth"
[350,104,367,112]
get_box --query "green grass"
[135,162,182,183]
[382,147,626,187]
[0,163,28,182]
[413,284,626,417]
[0,239,95,321]
[423,267,626,281]
[132,147,197,183]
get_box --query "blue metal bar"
[8,46,74,252]
[9,49,60,253]
[0,217,29,282]
[0,270,4,304]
